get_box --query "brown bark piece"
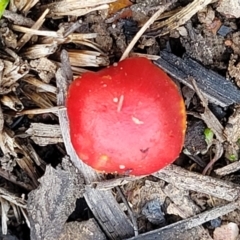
[27,161,84,240]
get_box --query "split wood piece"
[26,123,63,146]
[154,51,240,107]
[56,50,134,239]
[127,200,240,240]
[146,0,215,37]
[153,164,240,202]
[84,186,135,239]
[215,161,240,176]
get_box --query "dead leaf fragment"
[108,0,132,15]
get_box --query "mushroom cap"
[67,57,186,176]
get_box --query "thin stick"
[17,106,66,115]
[120,3,171,61]
[116,186,139,236]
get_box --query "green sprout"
[204,128,214,145]
[229,154,237,162]
[0,0,9,18]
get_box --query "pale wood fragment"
[153,165,240,202]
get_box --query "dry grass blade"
[17,8,49,50]
[147,0,215,36]
[12,24,62,38]
[68,50,109,67]
[0,187,26,208]
[120,3,171,61]
[22,43,58,60]
[17,106,65,116]
[21,85,55,109]
[23,76,57,93]
[40,0,116,17]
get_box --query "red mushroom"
[67,57,186,176]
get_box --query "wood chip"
[27,163,84,240]
[153,164,240,202]
[215,161,240,176]
[26,123,63,146]
[154,51,240,107]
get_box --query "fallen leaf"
[108,0,132,15]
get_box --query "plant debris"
[0,0,240,239]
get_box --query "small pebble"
[213,222,239,240]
